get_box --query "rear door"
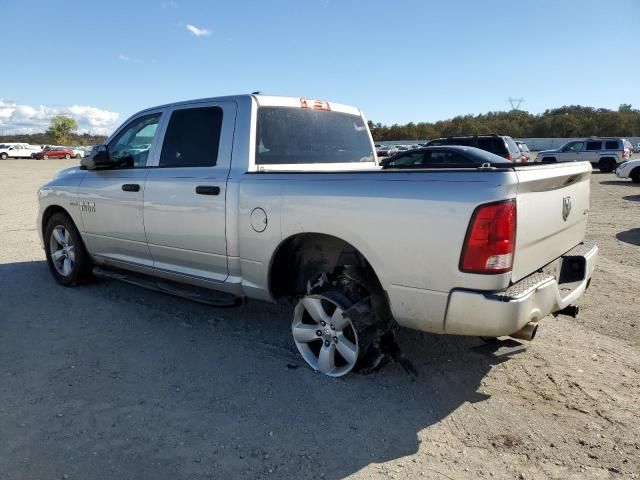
[511,162,592,281]
[143,101,236,282]
[583,140,602,164]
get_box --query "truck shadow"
[622,194,640,202]
[616,228,640,246]
[0,261,520,479]
[600,180,639,186]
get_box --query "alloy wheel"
[292,294,359,377]
[49,225,75,277]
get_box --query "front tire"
[44,213,93,286]
[292,266,396,377]
[64,154,71,160]
[631,168,640,184]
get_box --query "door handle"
[122,184,140,192]
[195,185,220,196]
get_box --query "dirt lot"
[1,159,639,480]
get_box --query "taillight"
[460,199,517,274]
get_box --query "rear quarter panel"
[235,170,518,332]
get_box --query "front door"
[78,111,165,267]
[558,141,584,162]
[143,101,236,282]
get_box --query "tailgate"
[511,161,592,282]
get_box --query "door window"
[563,142,584,152]
[585,141,602,151]
[159,106,223,168]
[108,113,161,168]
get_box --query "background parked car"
[380,145,510,168]
[426,134,522,161]
[0,144,41,159]
[70,147,85,158]
[515,141,531,162]
[536,137,631,172]
[615,159,640,183]
[634,143,640,154]
[34,147,75,160]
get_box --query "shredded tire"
[308,265,417,377]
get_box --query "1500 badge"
[70,200,96,213]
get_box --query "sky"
[1,0,639,135]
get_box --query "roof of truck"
[133,94,362,117]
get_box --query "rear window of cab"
[255,107,374,165]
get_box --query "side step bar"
[93,266,243,308]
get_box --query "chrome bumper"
[443,241,598,337]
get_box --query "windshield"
[255,107,374,165]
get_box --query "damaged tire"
[291,265,398,377]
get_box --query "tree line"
[368,104,640,141]
[1,115,107,146]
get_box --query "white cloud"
[186,24,210,37]
[0,99,119,135]
[118,54,130,61]
[161,1,178,7]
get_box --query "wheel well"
[41,205,72,236]
[631,166,640,177]
[599,156,616,163]
[269,233,378,300]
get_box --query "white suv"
[537,138,632,172]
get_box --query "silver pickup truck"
[37,94,598,377]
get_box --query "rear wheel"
[0,152,7,160]
[598,157,616,173]
[292,265,396,377]
[43,154,49,160]
[631,167,640,184]
[44,212,93,286]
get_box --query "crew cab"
[37,94,598,377]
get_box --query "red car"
[34,147,75,160]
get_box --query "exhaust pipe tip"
[510,322,538,341]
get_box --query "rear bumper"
[443,241,598,337]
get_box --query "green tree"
[46,115,78,145]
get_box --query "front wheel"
[292,266,396,377]
[631,168,640,184]
[64,154,71,159]
[44,213,93,286]
[43,154,49,160]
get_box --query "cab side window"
[108,113,162,168]
[159,107,223,168]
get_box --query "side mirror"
[81,145,112,170]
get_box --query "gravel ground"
[0,159,639,480]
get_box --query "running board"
[92,266,243,308]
